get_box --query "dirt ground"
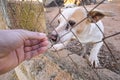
[45,1,120,75]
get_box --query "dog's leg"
[81,44,87,57]
[50,41,69,51]
[89,42,103,67]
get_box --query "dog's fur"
[49,7,112,67]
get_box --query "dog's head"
[49,7,113,43]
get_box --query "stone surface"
[15,49,120,80]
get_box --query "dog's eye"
[65,20,76,30]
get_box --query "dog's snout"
[49,34,58,42]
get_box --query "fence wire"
[1,0,120,79]
[45,0,120,78]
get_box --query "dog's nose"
[48,34,58,42]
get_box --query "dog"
[49,7,113,67]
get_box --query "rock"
[47,49,120,80]
[15,53,73,80]
[0,70,18,80]
[15,49,120,80]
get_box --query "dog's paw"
[89,55,100,68]
[49,47,56,51]
[49,44,65,51]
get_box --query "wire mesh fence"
[1,0,120,79]
[45,0,120,73]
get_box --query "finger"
[32,47,48,57]
[24,47,32,52]
[23,30,48,40]
[24,37,48,47]
[24,39,40,46]
[25,47,47,60]
[24,40,48,52]
[24,52,33,60]
[39,40,49,47]
[39,37,48,42]
[31,41,48,50]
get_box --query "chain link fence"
[45,0,120,78]
[0,0,120,80]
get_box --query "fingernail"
[39,33,46,36]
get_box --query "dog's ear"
[87,11,105,23]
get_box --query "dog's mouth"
[48,34,58,42]
[51,35,57,42]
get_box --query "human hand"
[0,29,48,74]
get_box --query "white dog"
[49,7,112,67]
